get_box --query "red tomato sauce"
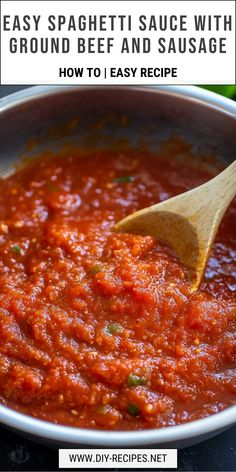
[0,149,235,430]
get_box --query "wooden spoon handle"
[207,160,236,212]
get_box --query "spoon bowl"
[114,160,236,290]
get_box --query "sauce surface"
[0,148,235,430]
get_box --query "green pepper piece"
[127,374,147,387]
[113,175,134,184]
[11,245,21,255]
[128,404,140,416]
[105,323,124,335]
[89,265,103,275]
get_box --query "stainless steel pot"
[0,85,235,448]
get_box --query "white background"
[1,0,235,85]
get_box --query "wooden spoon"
[114,160,236,291]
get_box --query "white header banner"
[1,0,235,85]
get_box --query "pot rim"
[1,85,236,117]
[0,402,235,446]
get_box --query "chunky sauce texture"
[0,149,235,430]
